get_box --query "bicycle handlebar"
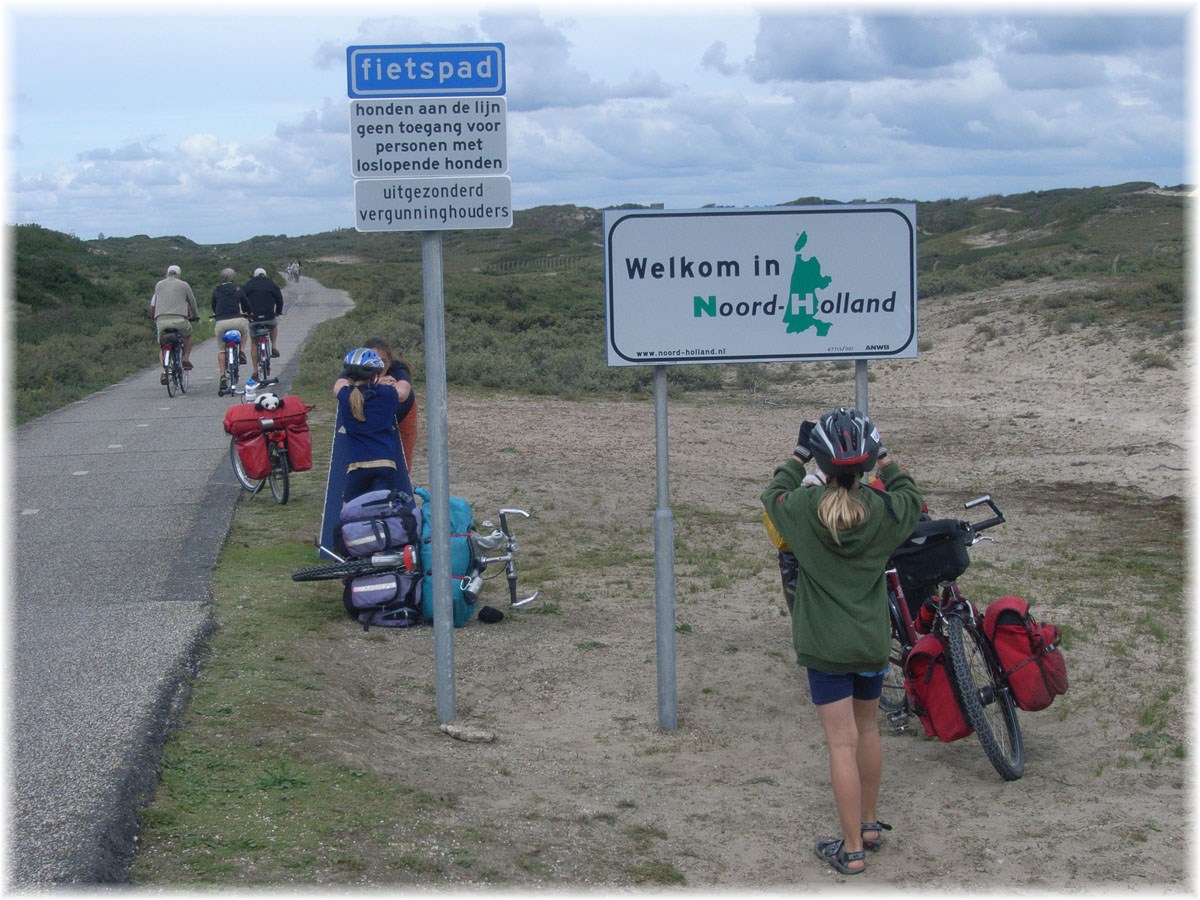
[964,494,1005,534]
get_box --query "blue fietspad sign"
[347,43,506,98]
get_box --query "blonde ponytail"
[817,475,869,544]
[348,381,369,422]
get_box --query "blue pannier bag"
[414,486,480,627]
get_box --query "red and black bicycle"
[880,495,1026,781]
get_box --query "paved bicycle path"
[8,275,353,886]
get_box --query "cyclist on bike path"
[761,407,923,876]
[148,264,199,382]
[334,348,414,503]
[211,268,252,390]
[242,267,284,359]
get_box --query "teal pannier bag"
[414,487,480,627]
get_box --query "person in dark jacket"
[242,267,284,358]
[762,407,923,876]
[363,336,418,475]
[211,268,251,388]
[333,348,412,503]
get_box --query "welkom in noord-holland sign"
[347,43,511,232]
[604,205,917,365]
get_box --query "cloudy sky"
[5,0,1192,244]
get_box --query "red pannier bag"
[904,633,973,742]
[273,395,313,473]
[233,433,270,479]
[222,404,269,479]
[983,595,1068,712]
[224,397,314,474]
[223,403,265,438]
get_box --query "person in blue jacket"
[333,348,412,503]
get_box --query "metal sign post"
[603,204,917,731]
[347,42,509,724]
[653,366,678,730]
[856,359,870,416]
[421,231,456,721]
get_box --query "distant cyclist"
[211,268,252,390]
[148,264,199,383]
[242,267,284,359]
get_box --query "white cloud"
[5,6,1189,243]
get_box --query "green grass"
[129,470,477,885]
[17,185,1192,885]
[14,184,1186,425]
[12,225,268,425]
[981,488,1187,762]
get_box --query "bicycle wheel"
[291,557,383,582]
[268,443,289,504]
[177,361,188,395]
[165,365,176,397]
[229,436,265,493]
[879,590,909,716]
[945,615,1025,781]
[258,339,271,379]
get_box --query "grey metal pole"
[652,365,678,731]
[422,230,455,723]
[855,359,869,415]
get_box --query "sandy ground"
[296,277,1191,890]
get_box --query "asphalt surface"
[8,275,352,887]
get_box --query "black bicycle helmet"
[808,406,882,476]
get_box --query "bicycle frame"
[227,390,293,504]
[251,322,272,378]
[472,508,539,607]
[254,413,291,504]
[218,330,241,396]
[160,330,186,396]
[160,337,177,372]
[292,503,539,613]
[883,494,1025,780]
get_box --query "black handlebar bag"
[890,519,972,614]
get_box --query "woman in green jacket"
[762,407,923,876]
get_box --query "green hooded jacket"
[761,459,923,674]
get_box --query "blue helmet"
[343,347,385,380]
